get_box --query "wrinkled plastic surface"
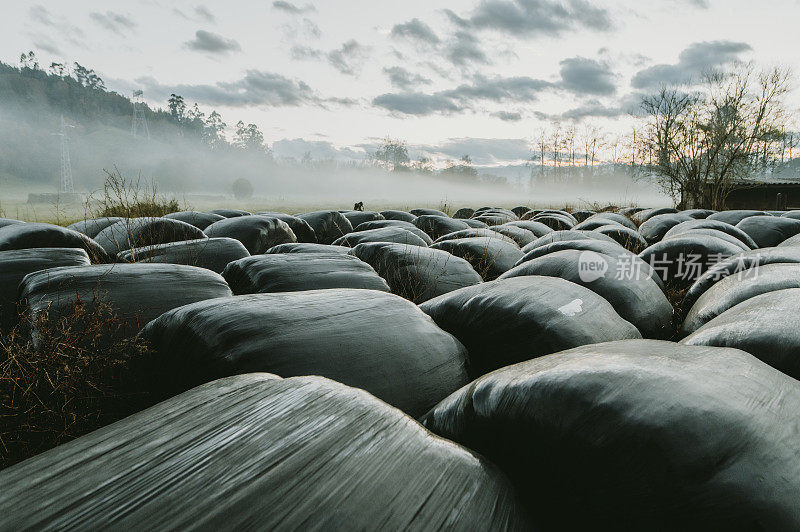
[140,289,469,416]
[413,215,471,240]
[664,219,756,248]
[419,276,641,378]
[222,253,390,294]
[0,222,108,263]
[256,212,318,243]
[94,218,206,255]
[350,242,483,303]
[0,248,91,332]
[736,215,800,247]
[21,263,232,338]
[205,215,297,254]
[265,242,351,254]
[522,230,617,254]
[707,209,767,225]
[341,210,384,227]
[500,249,672,338]
[423,339,800,529]
[295,211,353,244]
[333,227,430,247]
[637,213,694,243]
[681,263,800,335]
[164,211,225,230]
[67,217,124,238]
[681,247,800,310]
[682,288,800,379]
[118,237,250,273]
[0,374,531,530]
[431,237,523,280]
[353,220,433,244]
[505,220,553,238]
[409,208,448,217]
[207,208,251,218]
[639,235,743,285]
[379,209,417,222]
[489,225,537,246]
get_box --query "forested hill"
[0,54,271,193]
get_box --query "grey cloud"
[90,11,137,33]
[272,1,316,14]
[559,57,616,95]
[34,39,61,55]
[631,40,752,89]
[135,70,315,107]
[372,74,552,115]
[291,41,370,76]
[390,18,441,44]
[184,30,242,54]
[194,5,215,22]
[327,40,370,76]
[446,30,489,66]
[383,66,432,89]
[462,0,613,37]
[492,111,523,121]
[28,5,86,47]
[372,92,462,115]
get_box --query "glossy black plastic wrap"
[94,217,206,255]
[295,210,353,244]
[349,242,483,303]
[500,249,673,339]
[20,263,232,338]
[222,253,390,294]
[332,227,430,247]
[419,276,641,378]
[430,237,523,280]
[0,222,108,263]
[140,289,469,416]
[204,215,297,254]
[118,237,250,273]
[0,248,91,332]
[422,339,800,529]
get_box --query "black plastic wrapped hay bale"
[707,209,767,226]
[736,215,800,248]
[505,220,553,238]
[638,213,693,244]
[94,218,206,256]
[332,227,430,247]
[419,276,641,378]
[0,374,530,530]
[350,242,483,304]
[682,288,800,379]
[118,238,250,273]
[67,217,125,238]
[488,225,537,247]
[341,210,384,228]
[353,220,433,244]
[255,212,318,243]
[265,242,352,255]
[140,289,469,416]
[431,237,523,280]
[638,235,744,287]
[222,253,390,294]
[204,215,297,254]
[413,215,471,240]
[423,339,800,529]
[664,219,757,249]
[164,211,225,230]
[207,208,251,218]
[20,263,232,340]
[681,263,800,336]
[0,223,108,263]
[380,209,417,222]
[295,211,353,244]
[409,208,448,217]
[500,249,672,339]
[0,248,91,332]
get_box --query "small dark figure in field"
[354,202,364,211]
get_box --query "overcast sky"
[3,0,800,167]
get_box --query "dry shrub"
[91,169,181,219]
[0,298,153,469]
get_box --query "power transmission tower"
[131,89,150,139]
[57,115,75,194]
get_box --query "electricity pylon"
[131,89,150,139]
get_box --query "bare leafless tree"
[637,65,792,209]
